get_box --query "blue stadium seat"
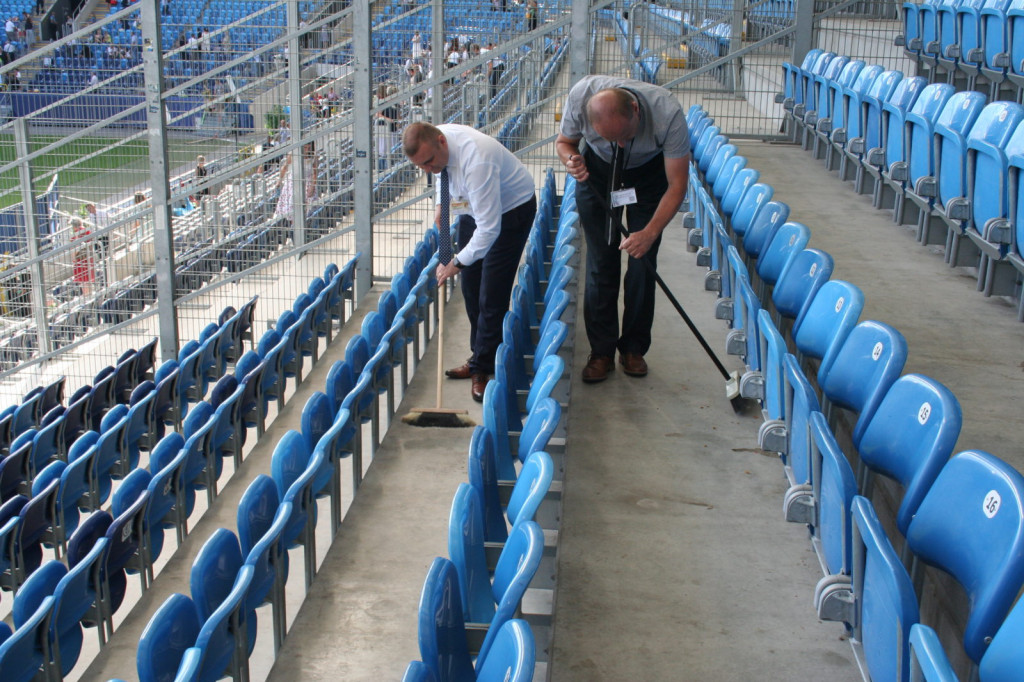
[818,320,908,449]
[809,59,865,160]
[860,75,927,201]
[905,450,1024,664]
[754,221,810,306]
[943,100,1024,267]
[840,69,904,187]
[825,64,883,172]
[770,248,834,329]
[137,593,202,682]
[791,279,864,381]
[856,374,962,538]
[474,619,536,682]
[417,557,475,682]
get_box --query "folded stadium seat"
[911,590,1024,681]
[937,100,1024,270]
[696,132,727,180]
[177,340,203,403]
[957,103,1024,288]
[921,94,1007,248]
[93,404,128,503]
[752,220,810,308]
[852,372,960,549]
[791,280,865,389]
[1006,0,1024,95]
[447,486,544,657]
[777,353,823,513]
[832,496,920,681]
[703,144,738,196]
[796,54,849,150]
[0,495,26,591]
[825,64,883,172]
[181,401,224,506]
[691,125,723,177]
[133,595,202,682]
[877,83,954,215]
[929,0,963,79]
[779,48,824,115]
[0,440,29,503]
[468,426,556,544]
[840,69,904,187]
[979,0,1015,98]
[808,59,866,161]
[152,360,182,434]
[0,589,53,682]
[769,247,834,339]
[787,52,838,141]
[112,349,138,405]
[956,0,991,89]
[740,201,791,272]
[11,392,42,439]
[12,476,59,589]
[859,75,927,203]
[981,143,1024,318]
[237,475,290,653]
[902,450,1024,669]
[145,433,192,549]
[190,528,255,682]
[898,90,985,234]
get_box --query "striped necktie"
[438,168,452,265]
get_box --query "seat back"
[731,182,773,237]
[899,83,954,175]
[474,619,536,682]
[742,200,790,259]
[792,279,865,378]
[857,374,962,535]
[840,65,883,143]
[861,70,904,151]
[721,167,760,218]
[979,592,1024,679]
[507,450,554,529]
[300,391,333,455]
[880,76,927,167]
[712,154,747,200]
[447,483,493,623]
[851,496,920,682]
[191,528,243,621]
[479,520,544,663]
[467,426,507,543]
[782,354,822,484]
[771,248,835,323]
[758,312,788,423]
[935,93,996,208]
[905,450,1024,663]
[518,397,561,464]
[482,381,516,481]
[704,143,737,189]
[819,320,908,448]
[813,55,850,117]
[966,101,1024,227]
[827,59,865,129]
[756,221,810,289]
[238,474,280,556]
[0,595,54,682]
[810,412,858,576]
[417,557,474,682]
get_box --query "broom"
[403,184,473,428]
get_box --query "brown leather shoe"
[471,373,488,402]
[619,352,648,377]
[581,354,614,383]
[445,361,472,379]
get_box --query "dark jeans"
[456,195,537,374]
[576,148,668,358]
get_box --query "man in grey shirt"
[556,75,691,383]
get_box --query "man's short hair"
[402,121,442,158]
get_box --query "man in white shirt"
[403,121,536,402]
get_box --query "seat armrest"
[889,161,908,183]
[866,147,885,166]
[914,176,936,197]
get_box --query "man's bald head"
[585,88,640,147]
[586,88,637,125]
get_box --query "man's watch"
[453,258,465,270]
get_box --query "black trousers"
[576,148,668,358]
[456,195,537,374]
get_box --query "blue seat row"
[0,255,361,680]
[780,51,1024,321]
[687,103,1024,681]
[403,168,574,682]
[127,232,444,680]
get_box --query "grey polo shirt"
[560,75,690,168]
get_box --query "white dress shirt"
[435,124,535,266]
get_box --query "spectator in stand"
[88,72,98,86]
[70,218,95,295]
[85,202,110,259]
[526,0,538,31]
[5,17,15,40]
[195,155,209,196]
[487,46,504,99]
[2,40,15,64]
[23,13,32,45]
[10,69,19,89]
[47,13,57,41]
[411,30,422,61]
[36,0,44,16]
